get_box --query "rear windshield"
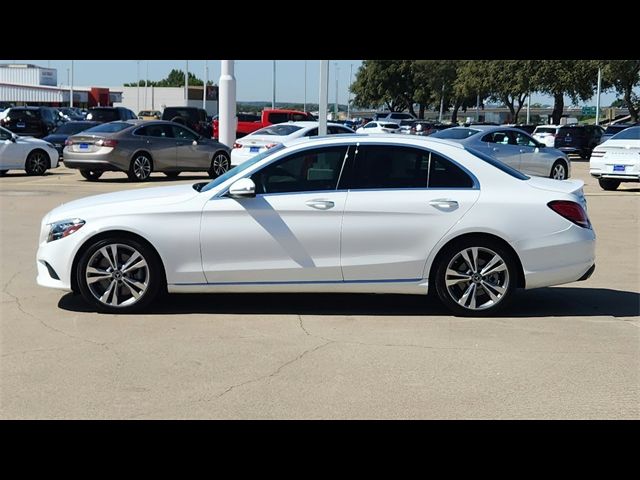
[82,122,132,134]
[611,126,640,140]
[252,124,303,136]
[605,125,629,134]
[54,122,96,134]
[535,127,557,134]
[9,109,40,120]
[164,108,200,120]
[432,127,480,139]
[87,109,119,122]
[465,146,529,180]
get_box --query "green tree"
[534,60,599,124]
[350,60,415,113]
[602,60,640,122]
[125,69,213,87]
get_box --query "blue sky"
[2,59,629,107]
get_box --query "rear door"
[339,145,480,281]
[481,130,521,169]
[137,124,176,170]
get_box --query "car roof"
[266,121,348,128]
[283,133,465,150]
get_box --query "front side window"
[267,112,289,124]
[291,113,308,122]
[482,131,511,144]
[139,124,173,138]
[172,125,198,140]
[251,146,348,194]
[513,131,537,147]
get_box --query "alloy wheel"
[211,153,230,177]
[444,246,509,311]
[133,155,152,180]
[27,152,48,175]
[85,243,149,308]
[552,163,566,180]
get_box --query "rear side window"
[291,113,309,122]
[267,112,289,124]
[432,128,480,139]
[429,154,475,188]
[88,109,119,122]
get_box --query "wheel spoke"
[481,282,499,303]
[461,248,478,272]
[100,280,116,304]
[122,258,147,274]
[458,283,475,307]
[480,255,505,276]
[482,282,505,296]
[120,251,141,271]
[446,268,472,286]
[110,244,119,268]
[99,247,116,269]
[122,278,143,299]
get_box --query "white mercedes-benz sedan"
[36,134,596,316]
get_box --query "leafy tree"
[602,60,640,122]
[350,60,415,113]
[534,60,599,124]
[125,69,213,87]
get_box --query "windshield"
[87,109,120,122]
[610,126,640,140]
[54,122,96,135]
[82,122,132,134]
[200,144,286,193]
[432,127,480,139]
[251,124,303,136]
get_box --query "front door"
[172,125,210,170]
[200,145,349,284]
[339,145,480,281]
[481,130,522,170]
[513,130,548,176]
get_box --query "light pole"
[219,60,237,149]
[303,60,307,112]
[184,60,189,103]
[319,61,329,135]
[595,67,602,125]
[203,61,208,110]
[69,62,74,108]
[272,60,276,109]
[438,82,445,122]
[526,93,531,124]
[145,61,149,110]
[136,60,140,113]
[334,62,339,119]
[475,92,480,122]
[347,63,353,119]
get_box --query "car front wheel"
[25,150,49,176]
[209,151,230,178]
[434,238,518,316]
[76,236,164,313]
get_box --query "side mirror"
[192,139,198,146]
[228,178,256,198]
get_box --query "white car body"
[533,125,561,147]
[37,135,595,315]
[589,126,640,184]
[230,121,353,167]
[356,121,400,134]
[0,126,60,173]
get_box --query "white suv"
[533,125,562,147]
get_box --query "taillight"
[233,142,243,149]
[65,139,73,146]
[265,143,279,149]
[548,200,591,229]
[96,139,118,148]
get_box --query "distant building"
[0,63,122,108]
[113,85,219,116]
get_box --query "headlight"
[47,218,85,242]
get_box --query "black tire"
[208,151,231,178]
[580,149,591,160]
[0,170,7,176]
[598,178,620,191]
[550,160,568,180]
[127,153,153,181]
[164,171,181,178]
[80,169,103,181]
[434,237,519,317]
[76,235,164,314]
[25,149,50,176]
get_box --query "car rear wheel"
[550,160,567,180]
[80,169,103,181]
[76,236,164,313]
[128,153,153,181]
[208,151,230,178]
[25,150,49,176]
[164,171,181,178]
[598,178,620,191]
[434,238,518,316]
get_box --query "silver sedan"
[431,126,571,179]
[63,120,231,181]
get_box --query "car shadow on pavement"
[58,287,640,318]
[91,174,211,183]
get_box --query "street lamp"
[272,60,276,109]
[334,62,339,119]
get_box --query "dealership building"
[0,63,122,108]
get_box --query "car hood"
[46,183,201,223]
[43,134,67,143]
[17,136,49,145]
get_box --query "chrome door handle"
[305,199,335,210]
[429,199,459,210]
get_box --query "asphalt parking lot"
[1,159,638,419]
